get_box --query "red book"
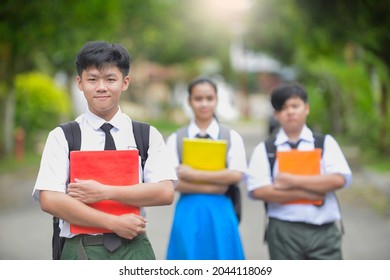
[69,150,140,234]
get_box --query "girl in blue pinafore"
[165,77,247,260]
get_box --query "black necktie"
[100,123,121,251]
[103,233,121,252]
[195,133,211,139]
[287,139,301,149]
[100,123,116,150]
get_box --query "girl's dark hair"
[187,76,217,96]
[75,41,131,77]
[270,83,308,111]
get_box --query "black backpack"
[175,125,242,223]
[52,120,150,260]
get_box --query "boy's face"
[274,96,309,134]
[77,66,130,121]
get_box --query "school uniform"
[247,125,352,259]
[165,118,247,260]
[32,107,177,259]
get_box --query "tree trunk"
[4,89,15,156]
[379,83,389,153]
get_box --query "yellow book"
[182,138,227,170]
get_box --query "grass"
[359,148,390,173]
[149,119,182,136]
[0,152,41,174]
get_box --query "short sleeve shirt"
[32,108,177,237]
[247,125,352,225]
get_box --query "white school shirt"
[32,107,177,238]
[247,125,352,225]
[165,119,248,179]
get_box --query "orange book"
[69,150,140,234]
[277,148,323,206]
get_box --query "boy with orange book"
[247,83,352,260]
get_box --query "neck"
[195,118,213,131]
[284,128,303,142]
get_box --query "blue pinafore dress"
[166,193,245,260]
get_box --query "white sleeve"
[247,142,273,194]
[142,126,177,183]
[165,132,180,168]
[227,130,248,175]
[32,127,70,202]
[322,135,352,188]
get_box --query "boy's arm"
[251,183,324,204]
[67,180,175,206]
[40,190,147,239]
[175,179,229,194]
[273,135,351,194]
[273,173,346,195]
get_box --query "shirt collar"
[188,118,219,139]
[275,125,314,146]
[85,106,124,131]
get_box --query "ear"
[122,75,130,91]
[273,110,280,122]
[305,103,310,116]
[76,76,83,91]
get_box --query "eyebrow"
[85,72,119,78]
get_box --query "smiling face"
[274,96,309,136]
[188,82,218,122]
[77,66,130,121]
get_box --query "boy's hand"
[112,213,147,240]
[67,179,106,203]
[273,173,296,190]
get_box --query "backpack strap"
[219,125,231,150]
[313,133,325,155]
[59,120,150,170]
[264,135,277,177]
[54,121,81,260]
[59,121,81,154]
[131,120,150,171]
[176,126,188,163]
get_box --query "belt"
[74,233,141,260]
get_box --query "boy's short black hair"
[270,83,308,111]
[75,41,131,77]
[188,76,217,96]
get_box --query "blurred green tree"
[245,0,390,154]
[14,72,71,137]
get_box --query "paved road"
[1,120,390,260]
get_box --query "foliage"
[2,0,390,157]
[300,59,375,140]
[14,72,71,145]
[245,0,299,64]
[244,0,390,155]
